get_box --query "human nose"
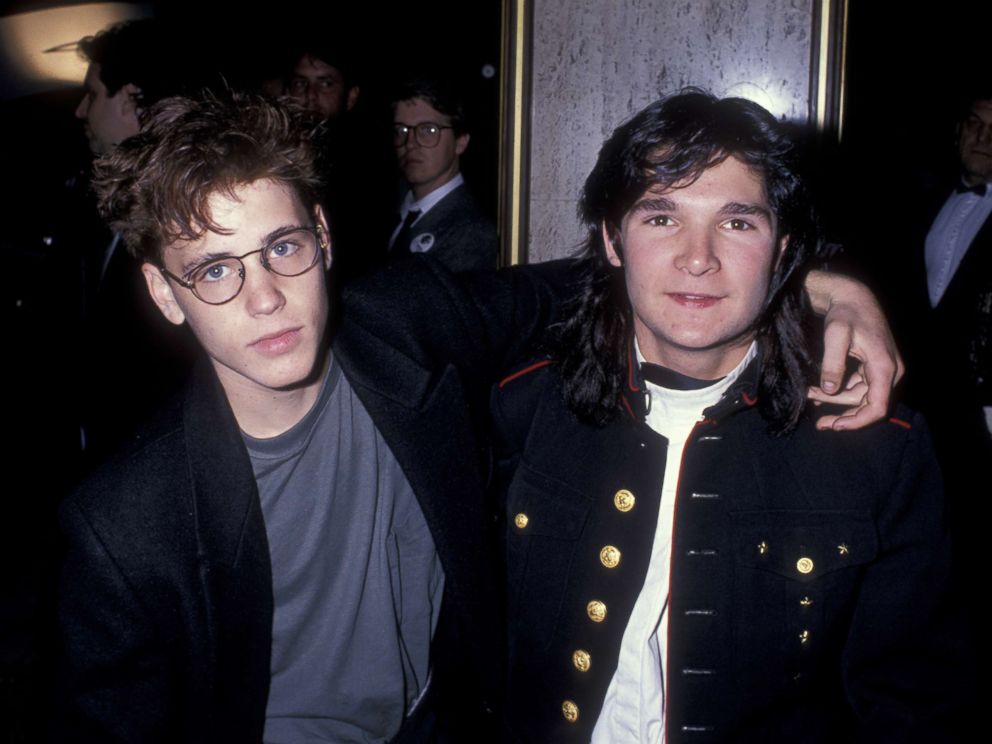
[306,86,319,110]
[402,128,420,150]
[242,259,286,316]
[674,230,720,276]
[978,121,992,145]
[75,96,88,119]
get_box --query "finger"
[819,318,854,394]
[856,351,897,422]
[824,386,888,431]
[808,380,868,407]
[843,371,865,391]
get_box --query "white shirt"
[591,343,757,744]
[388,173,465,251]
[924,183,992,307]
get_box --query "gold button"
[587,600,607,623]
[613,489,635,512]
[796,557,814,574]
[572,649,591,672]
[799,629,810,644]
[837,543,849,555]
[514,513,529,529]
[562,699,579,722]
[757,541,769,555]
[599,545,621,568]
[799,596,813,607]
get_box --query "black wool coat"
[52,257,569,744]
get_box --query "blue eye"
[193,260,236,284]
[268,241,300,259]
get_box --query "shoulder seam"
[499,359,554,389]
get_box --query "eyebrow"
[718,202,773,223]
[178,224,310,276]
[629,197,772,224]
[630,196,677,214]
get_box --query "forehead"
[164,180,309,259]
[630,156,770,212]
[394,97,447,123]
[966,99,992,123]
[83,63,105,91]
[293,54,343,80]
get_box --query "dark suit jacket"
[871,186,992,623]
[395,183,498,273]
[53,258,568,743]
[882,187,992,428]
[492,356,972,743]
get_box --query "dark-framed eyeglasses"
[160,226,324,305]
[392,122,454,149]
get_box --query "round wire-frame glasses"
[159,226,324,305]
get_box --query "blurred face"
[75,63,140,155]
[142,180,332,401]
[605,156,786,379]
[288,54,358,120]
[394,96,468,200]
[959,99,992,186]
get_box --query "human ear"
[602,222,623,267]
[455,132,470,156]
[142,263,186,325]
[775,234,789,267]
[314,205,333,270]
[346,86,360,111]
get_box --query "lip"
[666,292,724,309]
[249,327,303,355]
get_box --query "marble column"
[527,0,816,262]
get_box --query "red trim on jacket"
[498,359,554,389]
[888,417,912,430]
[627,342,641,392]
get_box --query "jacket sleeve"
[51,498,177,744]
[842,413,975,743]
[341,256,577,383]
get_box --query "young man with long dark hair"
[494,90,971,743]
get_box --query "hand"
[804,270,905,430]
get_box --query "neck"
[412,165,460,201]
[215,356,329,439]
[637,333,754,381]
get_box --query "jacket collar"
[182,356,263,569]
[621,337,761,423]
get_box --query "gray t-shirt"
[244,356,444,744]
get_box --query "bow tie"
[955,182,988,197]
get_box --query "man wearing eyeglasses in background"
[389,78,498,272]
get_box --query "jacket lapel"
[332,316,497,665]
[182,360,273,725]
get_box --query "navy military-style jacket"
[492,354,973,744]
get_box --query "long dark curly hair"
[549,89,821,434]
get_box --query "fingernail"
[822,381,837,393]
